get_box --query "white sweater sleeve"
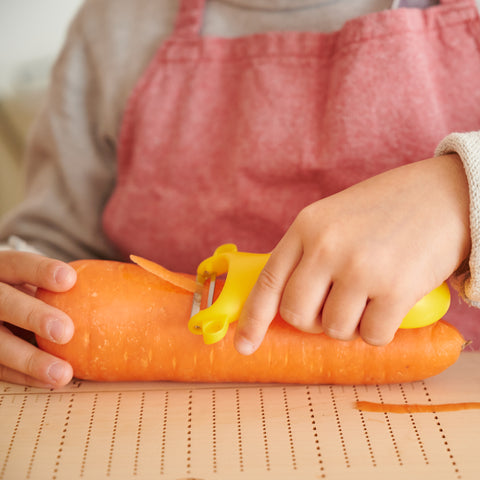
[436,131,480,306]
[0,0,179,261]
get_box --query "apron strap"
[173,0,206,37]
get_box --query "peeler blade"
[206,274,216,308]
[189,278,204,322]
[189,273,216,331]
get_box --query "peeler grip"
[188,244,268,344]
[399,281,450,329]
[188,244,451,344]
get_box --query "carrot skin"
[129,254,197,292]
[355,401,480,413]
[35,260,465,384]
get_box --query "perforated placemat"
[1,352,479,480]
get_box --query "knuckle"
[279,305,321,333]
[359,302,402,347]
[360,332,394,346]
[37,257,56,283]
[237,304,272,346]
[307,241,334,266]
[279,305,304,329]
[24,304,44,335]
[24,350,40,379]
[345,251,372,279]
[380,285,408,307]
[323,325,357,341]
[32,256,68,290]
[304,229,341,266]
[238,310,263,334]
[256,267,282,293]
[342,249,383,288]
[321,309,358,341]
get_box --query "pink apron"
[103,0,480,343]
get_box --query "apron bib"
[104,0,480,335]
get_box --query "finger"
[0,284,74,344]
[278,257,330,333]
[235,236,302,355]
[15,283,37,296]
[358,296,408,346]
[0,364,56,388]
[321,282,367,341]
[0,251,76,291]
[0,325,73,387]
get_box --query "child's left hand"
[234,154,471,354]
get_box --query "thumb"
[234,238,301,355]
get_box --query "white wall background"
[0,0,83,217]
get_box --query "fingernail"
[47,362,67,383]
[48,318,65,343]
[235,336,256,355]
[54,266,75,286]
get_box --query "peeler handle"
[188,244,269,344]
[188,244,451,344]
[399,281,450,329]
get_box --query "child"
[0,0,479,387]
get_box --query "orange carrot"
[35,259,466,384]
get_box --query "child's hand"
[234,154,471,354]
[0,251,77,387]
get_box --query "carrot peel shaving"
[130,255,197,293]
[355,400,480,413]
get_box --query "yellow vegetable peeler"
[188,243,451,344]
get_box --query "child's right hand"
[0,251,77,388]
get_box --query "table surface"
[1,352,479,480]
